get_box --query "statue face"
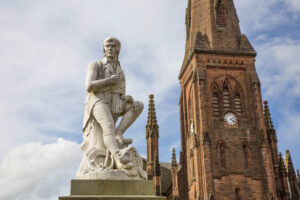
[103,41,118,59]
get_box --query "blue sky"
[0,0,299,199]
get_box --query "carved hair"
[102,37,121,54]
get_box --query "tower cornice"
[179,48,256,79]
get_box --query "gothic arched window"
[212,76,244,118]
[235,188,241,200]
[188,86,195,121]
[212,85,220,117]
[218,141,226,168]
[223,81,230,109]
[234,88,242,115]
[189,149,195,183]
[243,143,250,169]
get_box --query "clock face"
[224,112,237,126]
[190,121,194,133]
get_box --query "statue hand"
[110,74,121,84]
[121,95,134,103]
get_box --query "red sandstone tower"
[146,94,161,195]
[178,0,280,199]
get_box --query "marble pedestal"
[58,180,166,200]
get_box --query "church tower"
[178,0,278,199]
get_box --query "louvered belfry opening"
[216,0,225,27]
[212,86,220,117]
[234,89,242,115]
[216,8,225,27]
[223,82,230,109]
[212,77,244,118]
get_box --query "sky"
[0,0,299,199]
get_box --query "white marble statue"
[76,37,147,180]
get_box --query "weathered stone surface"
[77,37,146,180]
[176,0,278,199]
[71,180,155,195]
[58,180,166,200]
[76,170,146,181]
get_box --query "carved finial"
[263,101,274,131]
[172,148,177,167]
[285,150,291,170]
[285,150,295,175]
[278,153,286,174]
[146,94,159,138]
[263,101,277,142]
[153,151,160,176]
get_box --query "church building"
[146,0,300,199]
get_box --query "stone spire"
[146,94,159,181]
[146,94,159,138]
[285,150,299,199]
[172,148,178,167]
[171,148,179,199]
[183,0,255,64]
[285,150,295,175]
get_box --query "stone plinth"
[59,180,166,200]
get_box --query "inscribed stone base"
[76,169,146,180]
[58,180,166,200]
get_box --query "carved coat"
[76,58,126,175]
[83,58,126,130]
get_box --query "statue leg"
[93,102,119,155]
[115,101,144,144]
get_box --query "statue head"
[102,37,121,60]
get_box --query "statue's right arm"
[85,62,112,93]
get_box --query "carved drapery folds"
[211,76,244,118]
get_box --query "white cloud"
[253,36,300,167]
[0,0,300,199]
[0,1,186,198]
[0,0,186,157]
[284,0,300,13]
[234,0,298,34]
[255,37,300,98]
[0,138,81,200]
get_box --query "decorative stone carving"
[76,37,146,180]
